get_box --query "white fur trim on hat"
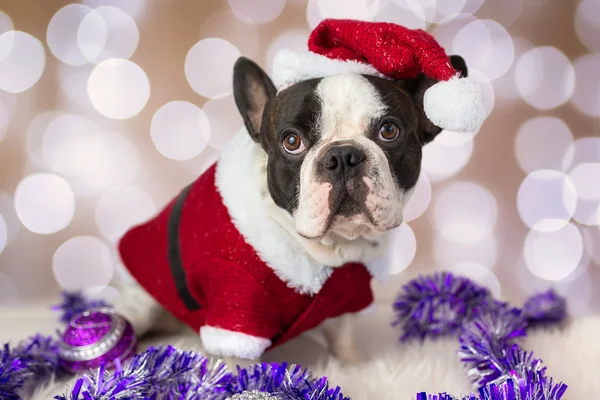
[200,326,271,360]
[423,76,490,133]
[272,49,387,91]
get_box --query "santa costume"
[118,19,488,360]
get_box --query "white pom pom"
[423,76,489,133]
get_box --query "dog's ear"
[404,55,468,145]
[233,57,277,141]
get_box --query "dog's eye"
[378,123,400,142]
[282,133,306,154]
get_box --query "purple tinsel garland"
[52,291,111,324]
[393,272,568,399]
[0,335,66,399]
[1,273,569,400]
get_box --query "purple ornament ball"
[57,308,137,373]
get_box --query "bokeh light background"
[0,0,599,317]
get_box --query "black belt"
[167,184,201,311]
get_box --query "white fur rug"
[1,305,599,399]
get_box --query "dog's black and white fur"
[114,54,469,368]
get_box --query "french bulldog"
[113,53,470,369]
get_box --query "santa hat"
[272,19,489,133]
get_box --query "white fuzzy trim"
[423,76,489,133]
[216,129,333,294]
[200,326,271,359]
[272,49,387,90]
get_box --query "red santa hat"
[272,19,489,133]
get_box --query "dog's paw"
[112,286,161,336]
[330,345,370,365]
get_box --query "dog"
[113,53,469,370]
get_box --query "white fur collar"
[215,129,391,294]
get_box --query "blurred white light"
[391,0,436,24]
[421,138,473,182]
[582,226,600,265]
[316,0,378,21]
[387,222,417,275]
[14,173,75,234]
[493,37,533,101]
[436,129,477,146]
[0,272,18,305]
[516,258,591,316]
[41,115,140,194]
[570,163,600,202]
[433,181,498,243]
[515,46,575,110]
[523,222,583,282]
[0,191,19,247]
[453,19,514,81]
[52,236,115,291]
[203,96,243,151]
[0,11,12,36]
[181,146,222,177]
[82,0,147,21]
[517,170,577,232]
[0,213,6,253]
[0,99,9,143]
[572,198,600,226]
[516,257,585,293]
[47,4,95,66]
[77,132,141,192]
[450,262,501,298]
[575,0,600,53]
[87,58,150,119]
[229,0,287,24]
[430,0,468,23]
[185,38,240,99]
[403,171,431,222]
[266,30,309,74]
[0,31,45,93]
[562,137,600,170]
[477,0,523,27]
[306,0,322,28]
[461,0,484,16]
[78,6,139,64]
[556,270,593,317]
[150,101,211,161]
[95,185,156,242]
[515,117,573,174]
[42,113,102,175]
[571,53,600,117]
[373,0,426,29]
[26,111,62,169]
[570,159,600,226]
[58,63,94,108]
[431,15,477,50]
[434,234,498,269]
[86,285,121,302]
[200,11,260,60]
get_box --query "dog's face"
[233,56,468,241]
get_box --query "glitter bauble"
[58,308,137,373]
[227,390,279,400]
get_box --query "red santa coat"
[118,164,374,356]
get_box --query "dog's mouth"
[298,188,381,241]
[295,172,403,241]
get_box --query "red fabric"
[118,164,374,348]
[308,19,457,82]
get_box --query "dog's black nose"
[321,145,366,171]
